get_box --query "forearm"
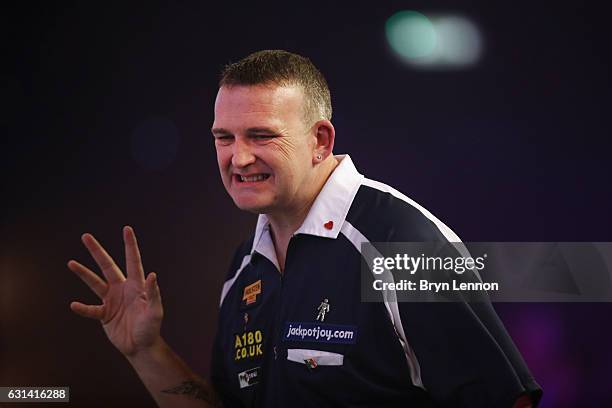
[126,338,221,408]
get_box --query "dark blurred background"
[1,1,611,407]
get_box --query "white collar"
[250,154,364,266]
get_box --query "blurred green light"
[385,10,437,59]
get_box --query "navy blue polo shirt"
[211,155,542,407]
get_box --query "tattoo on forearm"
[162,380,219,404]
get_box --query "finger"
[123,226,145,282]
[145,272,162,308]
[81,233,125,283]
[70,301,105,320]
[67,260,108,299]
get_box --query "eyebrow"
[211,127,279,135]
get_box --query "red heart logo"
[324,220,334,230]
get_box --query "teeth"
[240,174,269,182]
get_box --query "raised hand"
[69,226,164,357]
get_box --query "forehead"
[213,84,305,130]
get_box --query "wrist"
[126,336,168,366]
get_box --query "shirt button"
[273,345,277,360]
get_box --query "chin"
[232,197,274,214]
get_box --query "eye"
[253,134,275,140]
[215,135,234,142]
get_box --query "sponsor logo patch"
[283,322,358,344]
[242,280,262,307]
[234,330,264,361]
[238,367,261,389]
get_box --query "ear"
[311,119,335,164]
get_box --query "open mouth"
[235,173,271,183]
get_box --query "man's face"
[212,84,316,214]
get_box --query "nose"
[231,138,256,169]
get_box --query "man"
[69,50,541,407]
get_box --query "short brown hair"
[219,50,332,124]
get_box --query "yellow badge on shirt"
[243,280,262,305]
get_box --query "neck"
[267,156,339,268]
